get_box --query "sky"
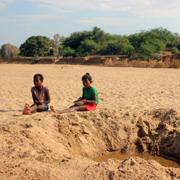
[0,0,180,47]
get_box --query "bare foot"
[23,103,31,115]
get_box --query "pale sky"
[0,0,180,47]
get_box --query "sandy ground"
[0,64,180,180]
[0,64,180,111]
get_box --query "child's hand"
[73,100,78,105]
[74,101,83,106]
[74,99,86,106]
[81,99,87,103]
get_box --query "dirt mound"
[54,109,135,157]
[136,109,180,162]
[0,110,133,179]
[84,157,180,180]
[0,108,179,179]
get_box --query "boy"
[23,73,50,115]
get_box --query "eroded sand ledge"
[0,109,180,179]
[0,65,179,179]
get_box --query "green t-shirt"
[82,86,99,105]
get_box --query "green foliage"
[18,27,180,59]
[59,47,76,57]
[63,31,92,50]
[77,39,99,56]
[20,36,52,57]
[62,27,133,57]
[128,28,177,59]
[171,47,179,54]
[32,55,40,64]
[48,47,54,56]
[99,36,134,55]
[138,39,166,59]
[91,27,105,42]
[173,36,180,50]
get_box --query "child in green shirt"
[51,73,99,114]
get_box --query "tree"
[77,39,99,56]
[91,27,105,42]
[63,31,92,50]
[20,36,53,57]
[99,37,134,56]
[59,47,76,57]
[62,28,103,56]
[52,34,64,56]
[174,36,180,51]
[171,47,179,54]
[128,28,177,59]
[138,39,166,59]
[62,27,134,56]
[1,44,19,59]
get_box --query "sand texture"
[0,64,179,180]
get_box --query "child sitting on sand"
[23,73,51,115]
[51,73,99,114]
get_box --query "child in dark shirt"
[23,73,50,115]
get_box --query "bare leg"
[30,104,38,113]
[23,104,48,115]
[58,106,86,114]
[51,105,87,114]
[37,104,48,112]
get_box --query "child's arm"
[73,89,84,103]
[83,99,96,104]
[73,97,84,105]
[45,88,51,104]
[73,88,85,105]
[31,89,38,105]
[77,97,83,101]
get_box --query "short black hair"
[82,73,93,83]
[33,73,44,81]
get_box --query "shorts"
[84,103,97,111]
[44,104,49,111]
[35,104,49,112]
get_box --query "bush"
[99,38,134,56]
[60,47,76,57]
[171,47,179,54]
[128,28,177,59]
[77,39,99,56]
[13,27,180,60]
[20,36,53,57]
[62,27,135,56]
[1,44,19,60]
[32,55,40,64]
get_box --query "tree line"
[1,27,180,60]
